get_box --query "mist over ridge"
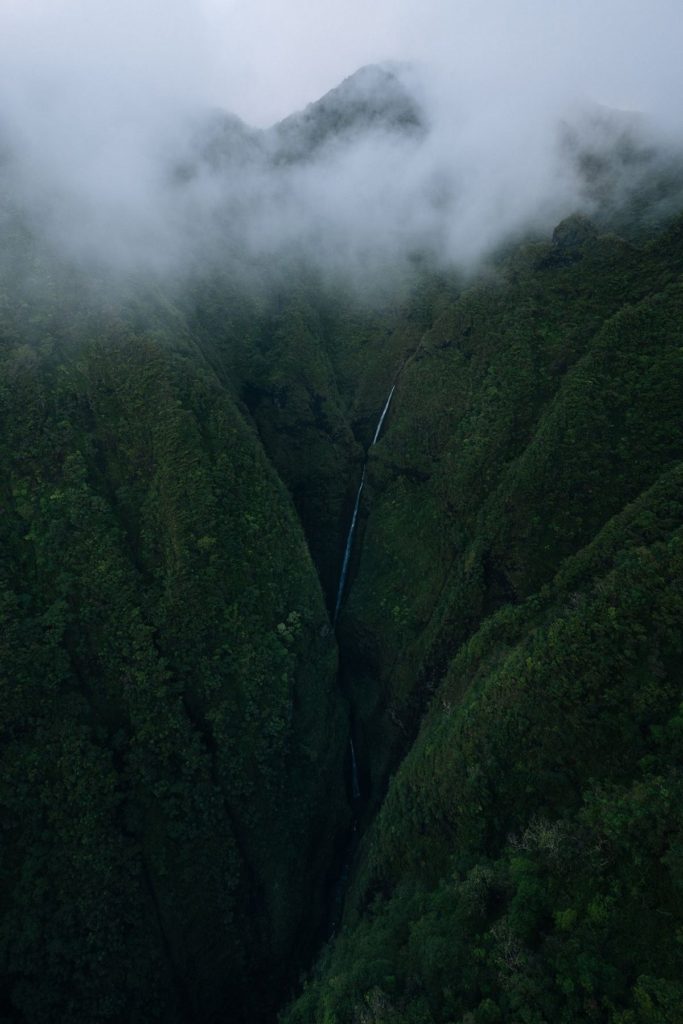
[2,7,683,1024]
[1,0,683,289]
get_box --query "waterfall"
[332,384,396,624]
[332,382,396,826]
[371,384,396,445]
[333,469,365,624]
[349,736,361,800]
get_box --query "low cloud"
[1,0,682,290]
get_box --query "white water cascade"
[333,384,396,625]
[334,383,396,810]
[371,384,396,446]
[332,469,365,625]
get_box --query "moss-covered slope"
[336,216,683,805]
[2,185,683,1024]
[284,218,683,1023]
[0,296,347,1022]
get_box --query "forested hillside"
[0,66,682,1024]
[0,257,348,1022]
[284,216,683,1024]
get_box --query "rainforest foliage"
[1,183,683,1022]
[283,217,683,1023]
[0,258,347,1022]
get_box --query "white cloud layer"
[198,0,683,127]
[1,0,682,284]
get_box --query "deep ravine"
[319,380,398,945]
[334,380,398,804]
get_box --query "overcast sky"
[202,0,683,128]
[2,0,683,127]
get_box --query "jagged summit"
[180,63,426,180]
[268,63,426,162]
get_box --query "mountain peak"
[268,62,426,163]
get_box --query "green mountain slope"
[334,216,683,801]
[283,220,683,1024]
[1,79,683,1024]
[287,469,683,1024]
[0,293,347,1022]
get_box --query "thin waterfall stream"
[371,383,396,446]
[333,469,366,625]
[334,385,396,789]
[327,382,397,936]
[333,384,395,625]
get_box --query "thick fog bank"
[1,0,682,289]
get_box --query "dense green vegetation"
[289,469,683,1024]
[0,274,348,1022]
[1,113,682,1023]
[283,218,683,1023]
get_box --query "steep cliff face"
[0,282,348,1022]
